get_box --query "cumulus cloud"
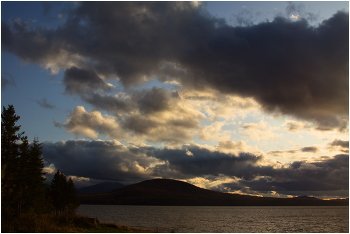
[55,87,206,144]
[55,106,122,139]
[2,2,348,131]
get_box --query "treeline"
[1,105,79,231]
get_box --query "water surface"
[78,205,349,232]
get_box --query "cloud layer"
[2,2,348,131]
[42,139,348,198]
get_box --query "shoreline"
[1,212,153,233]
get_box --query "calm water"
[78,205,349,233]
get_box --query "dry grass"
[1,213,144,233]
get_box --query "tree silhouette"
[24,138,46,213]
[50,170,67,215]
[1,104,79,222]
[2,105,47,217]
[49,170,79,215]
[1,105,25,217]
[67,177,80,212]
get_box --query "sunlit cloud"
[240,120,280,141]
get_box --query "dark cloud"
[83,93,137,116]
[42,140,157,183]
[2,2,348,130]
[300,146,319,153]
[63,71,180,116]
[63,67,138,115]
[328,139,349,153]
[183,11,348,131]
[222,154,349,196]
[268,150,298,157]
[137,87,174,114]
[1,72,16,90]
[36,98,56,109]
[1,21,13,48]
[152,145,265,180]
[269,145,321,156]
[330,139,349,149]
[63,66,112,95]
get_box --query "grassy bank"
[1,213,148,233]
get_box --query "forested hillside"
[79,178,349,206]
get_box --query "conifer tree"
[1,105,46,216]
[67,177,80,213]
[1,105,24,165]
[49,170,79,215]
[50,170,68,215]
[25,138,46,213]
[1,105,24,217]
[17,135,30,215]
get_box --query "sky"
[1,1,349,199]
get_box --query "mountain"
[77,182,125,195]
[78,178,349,206]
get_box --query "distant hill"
[78,178,349,206]
[77,182,125,195]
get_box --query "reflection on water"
[78,205,349,233]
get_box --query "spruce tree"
[1,105,46,216]
[25,138,46,213]
[1,105,24,217]
[1,105,24,165]
[49,170,79,215]
[67,177,79,213]
[50,170,68,215]
[17,135,30,215]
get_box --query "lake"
[78,205,349,233]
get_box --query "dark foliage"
[49,170,80,215]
